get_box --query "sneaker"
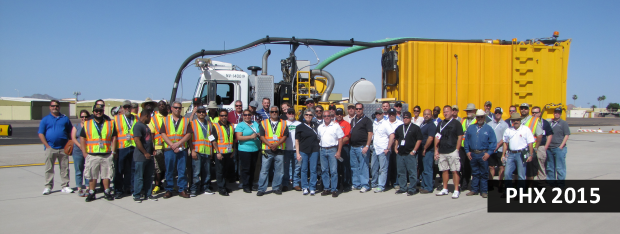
[274,189,282,195]
[61,187,74,193]
[374,187,384,193]
[395,190,406,195]
[114,192,123,199]
[104,192,114,201]
[85,192,96,202]
[190,191,197,197]
[351,185,357,190]
[203,190,215,195]
[147,196,158,201]
[133,197,142,203]
[303,189,309,196]
[310,190,315,196]
[452,191,460,199]
[42,188,51,195]
[152,186,161,194]
[436,189,449,196]
[256,191,265,196]
[360,187,368,193]
[407,191,417,196]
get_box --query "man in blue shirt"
[256,98,271,120]
[432,106,442,126]
[464,110,497,198]
[38,100,73,195]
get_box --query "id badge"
[400,140,405,146]
[435,133,442,139]
[226,145,232,151]
[208,135,216,141]
[99,141,104,148]
[272,136,278,140]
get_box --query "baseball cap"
[328,105,336,111]
[475,109,486,116]
[122,100,131,106]
[451,105,459,111]
[249,101,259,108]
[402,111,412,118]
[375,108,383,114]
[131,102,139,108]
[520,103,529,109]
[305,99,314,104]
[335,108,344,115]
[286,108,295,114]
[196,106,207,111]
[494,107,503,114]
[388,108,396,114]
[485,101,492,106]
[554,107,563,113]
[93,104,105,110]
[394,101,403,107]
[347,104,355,109]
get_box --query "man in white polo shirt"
[502,113,535,187]
[370,108,395,193]
[317,111,344,197]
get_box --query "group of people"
[38,97,569,202]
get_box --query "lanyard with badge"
[94,121,105,148]
[401,124,411,146]
[269,119,279,141]
[551,121,559,129]
[197,119,212,141]
[351,116,363,134]
[124,115,133,140]
[436,119,453,139]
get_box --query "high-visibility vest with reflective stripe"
[260,119,286,150]
[149,113,165,147]
[84,119,114,154]
[213,122,234,154]
[163,115,188,148]
[461,118,477,147]
[209,116,219,123]
[524,116,540,147]
[191,119,212,154]
[115,114,137,148]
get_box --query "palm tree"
[597,96,603,108]
[601,95,606,107]
[591,105,597,111]
[572,95,578,105]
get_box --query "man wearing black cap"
[394,102,404,121]
[519,103,544,181]
[394,111,422,196]
[386,108,403,189]
[370,108,395,193]
[530,106,554,181]
[547,107,570,185]
[248,100,262,122]
[335,108,352,192]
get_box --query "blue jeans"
[371,150,389,189]
[396,153,418,193]
[283,150,300,188]
[164,150,188,192]
[419,150,435,192]
[338,145,352,190]
[133,159,154,198]
[504,152,526,189]
[191,153,211,193]
[300,151,319,190]
[258,152,284,192]
[546,147,567,182]
[320,147,339,192]
[350,146,370,189]
[114,147,134,193]
[470,152,489,193]
[72,148,88,189]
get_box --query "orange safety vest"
[191,119,213,154]
[260,119,286,150]
[84,119,114,154]
[524,116,540,147]
[115,114,137,149]
[150,113,165,147]
[213,122,234,154]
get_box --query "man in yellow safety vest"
[160,101,193,199]
[256,106,289,196]
[519,103,544,180]
[149,100,168,194]
[211,109,235,196]
[459,103,477,191]
[189,106,215,197]
[113,100,138,199]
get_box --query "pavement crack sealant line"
[105,202,191,234]
[386,206,487,233]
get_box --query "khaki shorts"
[438,150,460,172]
[153,150,165,174]
[84,153,114,180]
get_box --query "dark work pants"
[215,153,233,191]
[388,150,398,187]
[114,147,134,193]
[459,148,472,189]
[338,145,352,190]
[186,153,193,191]
[240,151,258,190]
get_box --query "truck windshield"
[200,82,234,105]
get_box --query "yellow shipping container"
[383,39,571,119]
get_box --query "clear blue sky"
[1,0,618,108]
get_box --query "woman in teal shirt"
[235,109,261,193]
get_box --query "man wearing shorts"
[434,105,464,199]
[81,104,118,202]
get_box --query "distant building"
[0,97,70,120]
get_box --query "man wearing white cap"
[464,110,496,198]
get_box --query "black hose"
[170,37,487,102]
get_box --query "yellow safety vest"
[461,118,477,147]
[115,114,137,149]
[191,119,212,154]
[163,115,188,149]
[209,116,219,123]
[149,112,166,149]
[213,122,234,154]
[261,119,286,150]
[84,119,114,154]
[524,116,540,147]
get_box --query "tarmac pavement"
[0,125,619,233]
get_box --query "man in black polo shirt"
[349,103,374,193]
[434,105,464,199]
[394,112,422,196]
[418,109,437,194]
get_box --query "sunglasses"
[532,112,540,114]
[304,114,313,116]
[80,116,88,119]
[172,106,182,109]
[93,109,103,113]
[519,107,529,110]
[509,110,517,112]
[315,110,323,112]
[414,110,420,112]
[235,105,242,107]
[50,105,59,108]
[219,114,227,117]
[243,114,252,116]
[355,108,363,110]
[197,111,206,114]
[123,105,131,109]
[270,111,279,113]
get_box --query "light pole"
[14,89,19,97]
[73,91,81,102]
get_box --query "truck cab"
[191,60,250,111]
